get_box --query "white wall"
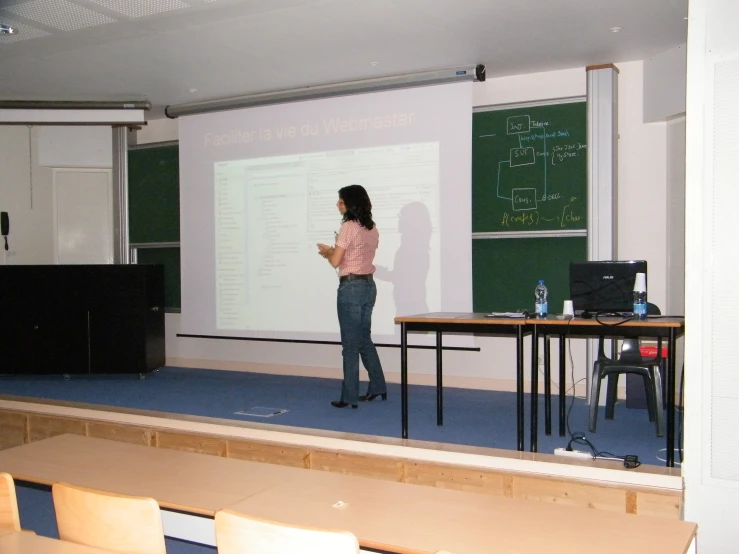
[683,0,739,550]
[666,118,686,318]
[616,61,668,311]
[145,62,671,395]
[643,44,688,122]
[0,126,113,266]
[0,126,55,265]
[37,126,112,168]
[472,67,585,106]
[133,118,178,145]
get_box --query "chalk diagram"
[497,114,546,213]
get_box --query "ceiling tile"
[6,0,116,31]
[89,0,192,19]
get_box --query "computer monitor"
[569,260,647,316]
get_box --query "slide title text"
[205,112,416,147]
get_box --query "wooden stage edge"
[0,395,683,520]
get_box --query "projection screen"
[179,82,473,344]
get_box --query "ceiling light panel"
[6,0,116,31]
[89,0,191,18]
[0,17,50,43]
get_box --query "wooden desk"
[394,313,685,466]
[394,313,528,450]
[1,435,696,554]
[0,433,308,516]
[0,532,116,553]
[531,316,686,467]
[227,467,697,554]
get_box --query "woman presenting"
[317,185,388,409]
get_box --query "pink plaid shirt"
[335,221,379,277]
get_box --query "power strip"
[553,448,592,460]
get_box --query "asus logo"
[602,275,614,280]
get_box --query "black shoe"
[359,393,387,402]
[331,401,358,409]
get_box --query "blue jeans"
[336,280,387,405]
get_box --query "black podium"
[0,265,165,377]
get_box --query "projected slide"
[179,82,472,344]
[214,143,440,335]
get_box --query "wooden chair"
[52,482,166,554]
[215,508,360,554]
[0,472,21,533]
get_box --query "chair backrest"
[215,509,360,554]
[618,338,644,363]
[52,482,166,554]
[0,472,21,533]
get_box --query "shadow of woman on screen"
[374,201,432,317]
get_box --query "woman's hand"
[317,243,333,258]
[317,242,345,268]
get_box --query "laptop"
[569,260,647,317]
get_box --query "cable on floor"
[559,317,641,469]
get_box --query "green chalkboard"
[128,143,181,309]
[473,237,587,313]
[136,248,181,311]
[128,144,180,244]
[472,102,587,233]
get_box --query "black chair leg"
[588,364,603,433]
[643,374,656,423]
[605,374,619,420]
[651,367,665,437]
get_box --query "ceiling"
[0,0,688,119]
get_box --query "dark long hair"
[339,185,375,230]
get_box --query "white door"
[53,168,113,264]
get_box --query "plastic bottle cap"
[538,280,545,285]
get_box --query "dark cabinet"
[0,265,165,376]
[30,310,89,374]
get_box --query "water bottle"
[633,290,647,319]
[534,280,548,318]
[633,272,647,320]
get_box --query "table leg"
[530,324,539,452]
[559,334,566,437]
[544,333,551,435]
[436,331,443,426]
[666,329,676,467]
[516,325,524,451]
[401,322,408,439]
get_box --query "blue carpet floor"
[0,366,679,464]
[4,367,682,554]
